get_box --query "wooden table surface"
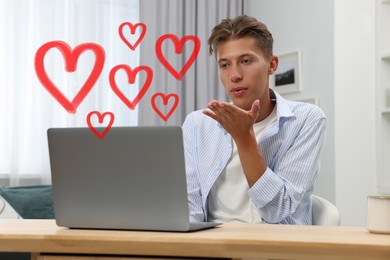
[1,219,390,260]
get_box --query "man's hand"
[202,99,260,141]
[202,99,266,187]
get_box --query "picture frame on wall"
[270,50,302,94]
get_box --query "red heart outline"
[151,92,179,122]
[109,65,153,110]
[155,34,201,81]
[118,22,147,51]
[86,111,115,140]
[34,41,105,113]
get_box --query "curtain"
[0,0,140,186]
[138,0,243,126]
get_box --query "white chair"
[0,195,21,219]
[312,195,340,226]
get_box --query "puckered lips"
[231,87,248,98]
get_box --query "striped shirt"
[207,105,277,224]
[182,90,327,224]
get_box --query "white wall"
[245,0,377,226]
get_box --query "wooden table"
[0,219,389,260]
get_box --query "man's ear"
[268,56,279,75]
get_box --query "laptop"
[47,126,220,232]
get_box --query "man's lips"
[231,87,248,96]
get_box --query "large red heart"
[109,65,153,110]
[86,111,115,140]
[34,41,105,113]
[155,34,201,81]
[151,92,179,122]
[118,22,146,51]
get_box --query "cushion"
[0,185,54,219]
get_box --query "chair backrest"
[312,195,340,226]
[0,195,21,219]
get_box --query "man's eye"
[219,63,229,69]
[242,59,252,64]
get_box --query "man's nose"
[230,67,243,82]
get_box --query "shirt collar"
[271,89,295,121]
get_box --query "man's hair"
[208,15,274,58]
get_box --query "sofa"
[0,185,54,219]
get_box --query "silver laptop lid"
[47,126,192,231]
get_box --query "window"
[0,0,140,186]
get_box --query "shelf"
[382,53,390,60]
[377,0,390,195]
[382,108,390,114]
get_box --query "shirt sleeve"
[248,111,327,224]
[182,113,206,222]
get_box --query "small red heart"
[155,34,201,81]
[86,111,115,140]
[34,41,105,113]
[118,22,147,51]
[151,92,179,122]
[109,65,153,110]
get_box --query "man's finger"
[212,102,238,117]
[202,109,223,124]
[250,100,260,119]
[208,102,228,118]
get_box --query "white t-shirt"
[207,106,277,223]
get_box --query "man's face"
[216,37,277,111]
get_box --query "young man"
[182,15,326,225]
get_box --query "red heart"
[109,65,153,110]
[151,92,179,122]
[86,111,115,140]
[34,41,105,113]
[155,34,201,81]
[118,22,147,51]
